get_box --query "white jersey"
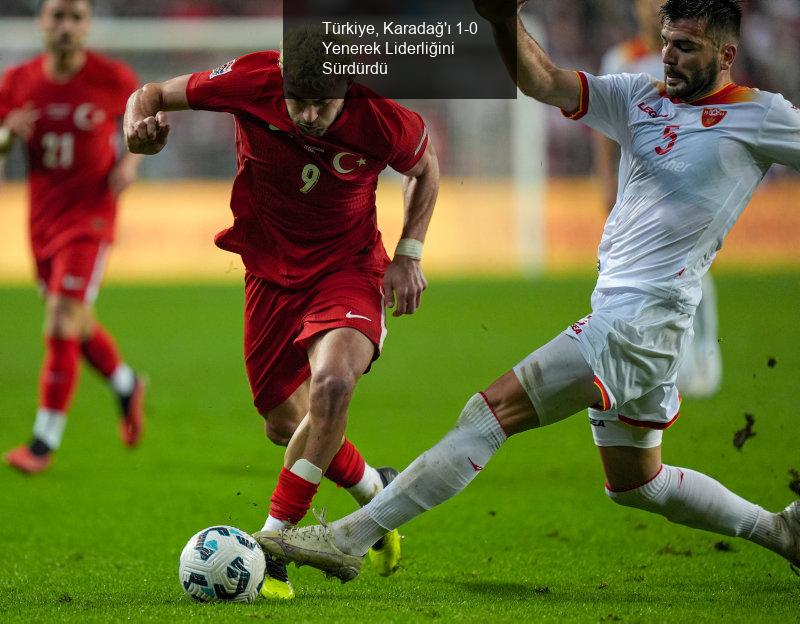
[600,38,662,79]
[565,72,800,310]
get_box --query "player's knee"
[309,370,356,414]
[263,417,296,447]
[46,297,84,338]
[456,393,485,427]
[605,482,661,513]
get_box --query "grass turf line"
[0,275,798,622]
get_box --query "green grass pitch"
[0,274,798,622]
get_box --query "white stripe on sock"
[110,363,135,396]
[346,464,384,506]
[33,408,66,450]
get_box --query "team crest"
[210,59,236,79]
[332,151,367,175]
[701,107,727,128]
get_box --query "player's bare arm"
[124,74,190,155]
[0,125,13,155]
[0,103,40,152]
[384,141,439,317]
[109,152,144,197]
[473,0,582,113]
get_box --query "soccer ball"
[178,525,266,602]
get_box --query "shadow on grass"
[452,579,553,600]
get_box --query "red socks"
[39,337,80,411]
[267,440,367,524]
[268,467,320,524]
[81,325,122,378]
[325,439,366,488]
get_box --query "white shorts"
[513,289,693,448]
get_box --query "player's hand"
[473,0,526,23]
[384,255,427,317]
[4,103,40,142]
[126,111,170,155]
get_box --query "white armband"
[0,126,11,152]
[394,238,423,260]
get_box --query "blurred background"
[0,0,798,282]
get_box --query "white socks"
[33,408,66,450]
[607,464,784,551]
[346,464,384,506]
[331,394,506,555]
[110,363,136,397]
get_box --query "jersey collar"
[687,83,738,105]
[660,82,751,106]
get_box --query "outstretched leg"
[598,436,799,566]
[255,334,603,578]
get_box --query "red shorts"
[35,240,110,303]
[244,268,387,414]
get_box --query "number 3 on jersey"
[655,125,681,156]
[41,132,75,169]
[300,163,320,194]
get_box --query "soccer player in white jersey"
[254,0,800,581]
[596,0,722,399]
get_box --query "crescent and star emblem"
[333,151,367,174]
[73,103,106,131]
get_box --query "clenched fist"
[126,111,171,155]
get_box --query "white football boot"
[776,501,800,569]
[255,516,363,583]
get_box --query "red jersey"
[186,51,429,288]
[0,52,138,259]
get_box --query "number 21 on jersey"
[41,132,74,169]
[655,125,681,156]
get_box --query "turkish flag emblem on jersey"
[702,107,728,127]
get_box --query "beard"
[665,57,721,101]
[294,122,326,137]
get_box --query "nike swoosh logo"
[346,311,372,321]
[468,457,483,472]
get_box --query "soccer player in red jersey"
[0,0,146,474]
[125,26,439,599]
[254,0,800,584]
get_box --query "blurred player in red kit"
[0,0,146,474]
[125,26,439,598]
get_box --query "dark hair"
[660,0,742,44]
[280,24,353,98]
[38,0,93,12]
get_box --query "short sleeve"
[753,94,800,171]
[0,68,17,121]
[381,102,428,173]
[186,52,275,117]
[562,71,652,145]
